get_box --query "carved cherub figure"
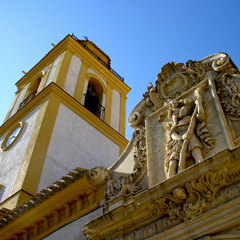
[168,99,181,126]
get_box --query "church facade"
[1,35,240,240]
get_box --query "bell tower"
[0,34,130,210]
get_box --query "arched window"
[84,78,105,120]
[18,75,42,111]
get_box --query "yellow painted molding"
[12,94,61,197]
[0,189,33,210]
[0,83,128,151]
[15,37,72,89]
[14,35,130,99]
[16,83,30,112]
[0,82,128,206]
[0,173,103,240]
[50,83,128,149]
[74,60,89,102]
[37,65,52,93]
[53,50,74,89]
[86,72,107,93]
[0,85,54,137]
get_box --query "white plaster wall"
[0,105,41,201]
[81,79,89,105]
[110,89,120,132]
[43,206,103,240]
[87,68,107,88]
[8,86,26,119]
[37,103,120,191]
[102,94,106,108]
[63,55,82,97]
[44,55,61,87]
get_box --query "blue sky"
[1,1,240,140]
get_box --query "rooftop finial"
[83,36,89,41]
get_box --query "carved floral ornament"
[154,170,227,222]
[85,165,240,240]
[216,72,240,117]
[141,54,239,114]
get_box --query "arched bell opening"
[18,74,43,111]
[84,78,105,120]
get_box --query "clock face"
[5,126,21,147]
[1,122,24,151]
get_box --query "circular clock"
[1,122,24,151]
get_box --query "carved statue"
[165,85,215,178]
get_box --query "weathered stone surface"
[84,53,240,240]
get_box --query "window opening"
[18,77,42,111]
[84,81,105,120]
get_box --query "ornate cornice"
[83,147,240,240]
[0,166,109,240]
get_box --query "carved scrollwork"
[105,174,141,201]
[182,60,205,85]
[128,112,143,128]
[143,82,164,111]
[105,126,145,201]
[154,171,227,221]
[212,55,231,72]
[217,72,240,117]
[132,125,147,181]
[143,61,206,112]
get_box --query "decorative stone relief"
[105,125,145,201]
[143,60,206,112]
[132,124,147,181]
[154,171,227,222]
[123,216,181,240]
[159,84,215,178]
[105,174,141,200]
[216,72,240,117]
[128,112,143,128]
[87,166,111,187]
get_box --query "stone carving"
[105,125,145,201]
[155,171,227,222]
[212,55,233,72]
[143,61,206,112]
[163,84,215,178]
[143,82,163,111]
[128,112,143,128]
[132,124,147,180]
[123,215,181,240]
[87,166,111,187]
[182,60,205,85]
[105,174,141,200]
[217,72,240,117]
